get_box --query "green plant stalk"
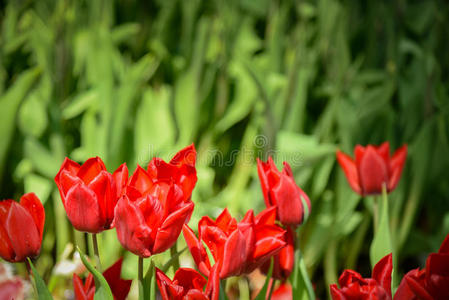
[138,257,144,300]
[324,239,338,295]
[373,196,379,234]
[295,233,315,300]
[266,278,276,300]
[92,233,102,272]
[170,242,180,271]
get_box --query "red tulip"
[114,166,194,257]
[257,157,311,226]
[394,234,449,300]
[330,253,392,300]
[55,157,127,233]
[0,193,45,262]
[261,226,295,280]
[147,144,197,201]
[73,258,132,300]
[336,142,407,196]
[183,207,286,279]
[271,282,292,300]
[156,264,219,300]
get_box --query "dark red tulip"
[261,226,295,280]
[147,144,197,201]
[257,157,311,226]
[156,264,219,300]
[114,166,194,257]
[55,157,127,233]
[73,258,132,300]
[336,142,407,196]
[330,253,392,300]
[0,193,45,262]
[395,234,449,300]
[183,207,286,279]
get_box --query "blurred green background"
[1,0,449,298]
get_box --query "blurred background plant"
[0,0,448,299]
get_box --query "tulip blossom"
[183,207,286,279]
[261,226,295,280]
[55,157,127,233]
[147,144,197,201]
[271,282,292,300]
[395,234,449,300]
[114,166,194,257]
[73,258,132,300]
[0,193,45,263]
[156,264,219,300]
[330,253,393,300]
[336,142,407,196]
[257,157,311,226]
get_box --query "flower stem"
[294,234,315,300]
[266,278,276,300]
[138,257,144,300]
[170,241,180,271]
[92,233,102,272]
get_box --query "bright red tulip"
[147,144,197,201]
[156,264,219,300]
[257,157,311,226]
[183,207,286,279]
[261,226,295,280]
[336,142,407,196]
[271,282,292,300]
[55,157,127,233]
[395,234,449,300]
[0,193,44,262]
[73,258,132,300]
[114,166,194,257]
[330,253,392,300]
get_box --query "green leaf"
[141,259,156,300]
[292,247,315,300]
[370,188,393,268]
[18,92,48,137]
[254,258,273,300]
[27,258,53,300]
[78,247,114,300]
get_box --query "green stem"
[373,196,379,234]
[266,278,276,300]
[295,234,315,300]
[170,242,180,271]
[138,257,144,300]
[92,233,102,272]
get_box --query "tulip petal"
[329,284,346,300]
[395,269,431,300]
[65,183,102,233]
[153,202,194,254]
[57,169,84,201]
[113,163,129,198]
[170,144,197,166]
[252,232,286,266]
[257,158,272,207]
[336,150,361,195]
[156,268,173,300]
[215,208,238,233]
[55,157,80,182]
[173,268,207,291]
[0,201,15,261]
[372,253,392,296]
[376,142,390,163]
[73,274,88,300]
[6,202,41,261]
[388,145,407,192]
[205,264,220,300]
[20,193,45,241]
[220,228,248,278]
[88,171,117,229]
[255,207,277,225]
[271,175,304,225]
[77,157,106,185]
[103,258,132,300]
[358,146,388,195]
[115,196,152,257]
[183,224,211,277]
[128,165,153,196]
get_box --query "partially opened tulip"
[330,253,393,300]
[336,142,407,196]
[0,193,45,263]
[183,207,286,279]
[147,144,197,201]
[395,234,449,300]
[257,157,311,226]
[55,157,127,233]
[114,166,194,257]
[156,264,219,300]
[73,258,132,300]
